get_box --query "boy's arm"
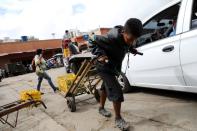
[129,46,143,56]
[91,35,111,57]
[129,47,138,55]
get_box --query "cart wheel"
[94,89,100,103]
[67,97,76,112]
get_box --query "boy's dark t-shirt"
[92,27,130,76]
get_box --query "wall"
[0,56,10,68]
[0,39,62,69]
[0,39,62,54]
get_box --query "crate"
[20,89,41,101]
[57,73,76,93]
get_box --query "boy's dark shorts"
[99,72,124,102]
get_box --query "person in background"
[169,20,177,37]
[88,32,96,49]
[63,30,71,40]
[62,30,72,73]
[34,49,58,93]
[91,32,96,41]
[68,42,79,55]
[92,18,143,130]
[1,69,6,78]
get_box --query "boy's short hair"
[124,18,143,38]
[36,49,42,55]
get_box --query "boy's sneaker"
[99,107,112,117]
[115,118,130,131]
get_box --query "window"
[191,0,197,29]
[135,3,181,48]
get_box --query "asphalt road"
[0,67,197,131]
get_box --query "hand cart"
[65,53,101,112]
[0,94,47,128]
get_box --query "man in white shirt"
[63,30,71,40]
[34,49,58,92]
[62,30,72,73]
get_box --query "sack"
[31,58,36,71]
[57,73,76,93]
[20,89,41,101]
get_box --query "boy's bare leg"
[113,102,130,130]
[100,90,107,108]
[113,102,122,119]
[99,90,111,117]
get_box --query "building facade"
[0,39,62,69]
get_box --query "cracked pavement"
[0,67,197,131]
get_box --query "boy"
[34,49,58,92]
[92,18,143,130]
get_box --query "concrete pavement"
[0,68,197,131]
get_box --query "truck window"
[135,3,181,48]
[191,0,197,29]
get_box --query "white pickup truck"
[121,0,197,93]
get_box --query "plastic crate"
[57,73,76,93]
[20,89,41,101]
